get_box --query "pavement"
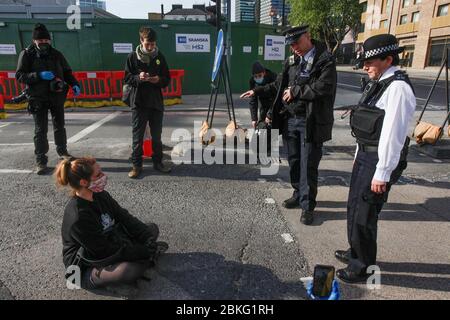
[0,85,449,300]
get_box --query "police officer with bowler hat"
[334,34,416,283]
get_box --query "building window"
[437,4,449,17]
[428,37,450,66]
[382,0,392,13]
[400,14,408,25]
[359,22,365,33]
[380,19,389,28]
[403,0,410,8]
[361,1,368,12]
[415,0,422,4]
[412,11,420,22]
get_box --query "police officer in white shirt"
[334,34,416,283]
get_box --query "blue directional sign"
[211,29,224,82]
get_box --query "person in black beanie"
[16,23,81,175]
[247,61,278,129]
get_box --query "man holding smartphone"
[124,26,171,178]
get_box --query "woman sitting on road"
[55,157,168,290]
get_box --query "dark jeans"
[32,103,67,165]
[285,117,323,211]
[131,107,164,167]
[346,150,394,274]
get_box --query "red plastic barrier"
[111,71,124,99]
[69,71,112,100]
[0,71,25,101]
[0,69,185,102]
[111,69,185,99]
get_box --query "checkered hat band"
[364,44,399,58]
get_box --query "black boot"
[154,162,172,173]
[336,267,369,283]
[282,196,300,209]
[36,164,48,175]
[300,210,314,225]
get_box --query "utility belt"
[358,144,378,153]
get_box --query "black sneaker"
[36,164,48,175]
[154,162,172,173]
[148,241,169,266]
[59,151,73,161]
[282,196,300,209]
[300,210,314,225]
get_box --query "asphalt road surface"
[0,86,449,300]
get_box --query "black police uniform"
[16,44,79,166]
[344,70,413,275]
[338,34,415,280]
[256,27,336,214]
[124,49,170,168]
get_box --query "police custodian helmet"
[356,34,404,68]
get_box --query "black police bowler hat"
[357,34,404,65]
[283,25,309,45]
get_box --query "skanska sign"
[176,34,211,53]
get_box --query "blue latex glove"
[72,85,81,97]
[307,280,340,300]
[39,71,55,81]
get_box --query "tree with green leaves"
[288,0,363,55]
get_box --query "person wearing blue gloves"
[16,23,80,175]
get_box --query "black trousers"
[284,117,323,211]
[346,150,398,274]
[32,102,67,165]
[131,107,164,167]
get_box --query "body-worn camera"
[49,77,67,93]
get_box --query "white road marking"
[0,123,13,129]
[0,143,34,146]
[265,198,275,204]
[0,169,33,174]
[67,111,122,144]
[257,178,267,183]
[281,233,294,243]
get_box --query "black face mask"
[36,43,51,54]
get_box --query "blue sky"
[106,0,236,20]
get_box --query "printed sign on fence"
[0,44,16,55]
[113,43,133,54]
[176,34,210,53]
[264,35,285,61]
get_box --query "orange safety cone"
[142,123,153,158]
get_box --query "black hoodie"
[61,191,157,270]
[248,68,278,122]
